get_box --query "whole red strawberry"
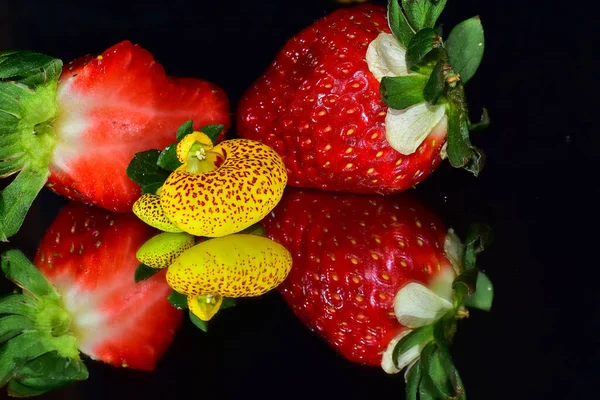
[263,188,493,398]
[238,3,486,195]
[0,202,183,397]
[0,41,230,240]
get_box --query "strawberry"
[0,202,183,397]
[0,41,230,241]
[263,188,493,398]
[238,2,486,194]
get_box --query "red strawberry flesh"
[49,40,231,212]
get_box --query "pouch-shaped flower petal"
[166,234,292,298]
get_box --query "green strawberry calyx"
[367,0,488,176]
[0,51,63,242]
[0,250,88,397]
[380,224,494,399]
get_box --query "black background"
[0,0,598,399]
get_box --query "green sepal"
[220,297,237,310]
[189,310,208,333]
[15,351,89,391]
[0,331,52,386]
[199,124,224,146]
[423,60,445,105]
[1,250,59,300]
[464,271,494,311]
[445,16,485,84]
[417,342,447,398]
[0,51,62,241]
[126,150,170,188]
[380,75,427,110]
[175,120,194,141]
[142,182,163,195]
[469,108,490,133]
[0,294,38,319]
[463,223,493,271]
[0,51,62,87]
[0,315,34,344]
[387,1,415,47]
[445,86,485,175]
[0,166,51,242]
[134,263,160,283]
[392,324,434,370]
[157,143,182,172]
[452,267,478,307]
[405,362,422,400]
[401,0,448,31]
[6,379,49,397]
[406,28,440,70]
[168,291,188,310]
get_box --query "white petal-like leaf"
[381,330,423,374]
[394,282,453,328]
[385,102,447,155]
[366,33,410,81]
[444,228,464,275]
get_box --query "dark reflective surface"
[0,0,596,399]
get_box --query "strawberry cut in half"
[0,41,230,241]
[0,202,183,397]
[263,188,494,399]
[238,2,487,195]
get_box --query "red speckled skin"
[263,188,453,366]
[34,202,183,371]
[237,5,446,194]
[48,40,231,213]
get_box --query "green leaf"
[423,60,445,105]
[126,150,170,188]
[168,291,188,310]
[17,351,88,390]
[157,143,183,172]
[417,342,447,399]
[388,0,415,47]
[0,315,34,344]
[176,120,195,141]
[142,182,163,195]
[0,166,50,241]
[189,310,208,333]
[1,250,58,300]
[392,324,434,369]
[199,124,225,146]
[406,28,440,70]
[134,264,160,283]
[445,87,485,175]
[380,75,428,110]
[402,0,448,31]
[445,16,485,83]
[464,271,494,311]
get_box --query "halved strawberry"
[0,202,183,397]
[0,42,230,240]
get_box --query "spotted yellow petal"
[187,294,223,321]
[166,234,292,298]
[132,193,183,233]
[136,232,195,269]
[160,139,287,237]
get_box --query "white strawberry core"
[366,33,447,156]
